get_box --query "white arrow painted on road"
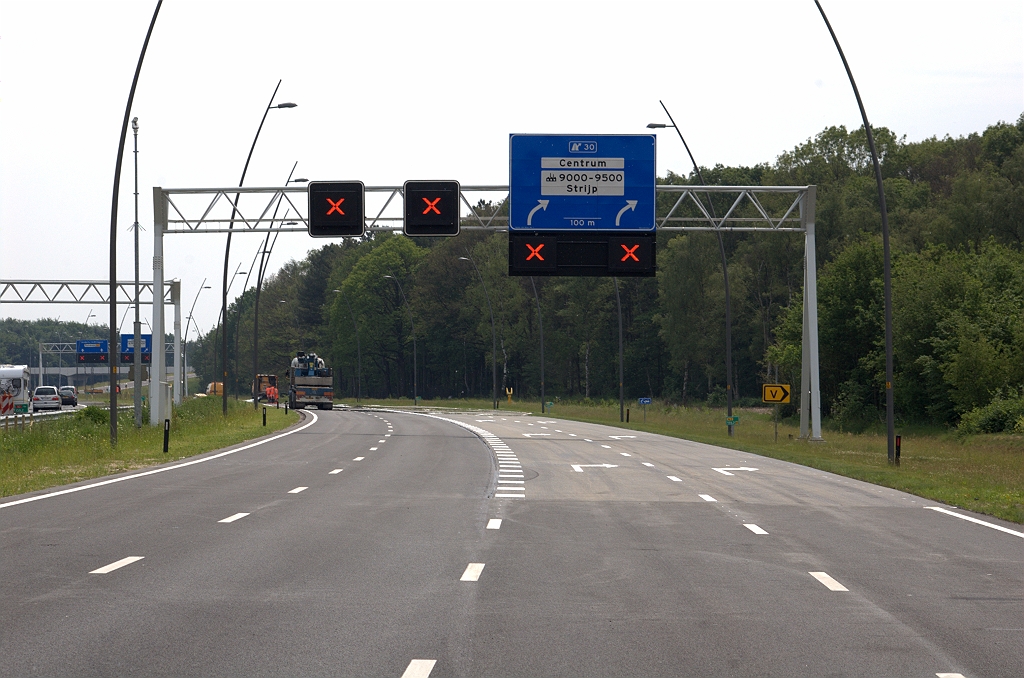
[608,435,636,439]
[527,199,549,226]
[571,463,619,472]
[713,467,759,476]
[523,433,550,437]
[614,200,638,226]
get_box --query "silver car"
[32,386,62,411]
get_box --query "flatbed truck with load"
[288,352,333,410]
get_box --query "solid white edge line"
[460,563,485,581]
[90,556,144,574]
[486,518,502,529]
[1,411,320,510]
[809,571,849,591]
[219,512,250,523]
[744,523,768,535]
[401,659,437,678]
[924,506,1024,539]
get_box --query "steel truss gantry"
[152,184,821,439]
[0,280,183,421]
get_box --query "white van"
[0,364,32,415]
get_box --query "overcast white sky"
[1,0,1021,335]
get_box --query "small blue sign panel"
[509,134,656,231]
[638,397,653,405]
[76,339,108,353]
[120,334,152,353]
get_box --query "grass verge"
[344,397,1024,525]
[0,397,298,498]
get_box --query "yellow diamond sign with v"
[762,383,791,404]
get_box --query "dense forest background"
[4,115,1023,431]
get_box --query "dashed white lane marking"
[384,434,391,437]
[699,494,717,502]
[667,476,682,482]
[369,446,378,451]
[620,452,631,457]
[0,410,320,510]
[401,659,437,678]
[486,519,502,529]
[495,494,524,498]
[584,438,593,442]
[329,469,343,474]
[288,487,308,494]
[642,462,655,467]
[601,444,611,449]
[568,433,577,436]
[924,506,1024,539]
[460,563,485,581]
[744,523,768,535]
[936,674,966,678]
[353,457,365,461]
[219,512,250,523]
[555,429,562,432]
[90,556,144,574]
[809,571,849,591]
[378,439,386,442]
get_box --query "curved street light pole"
[333,289,362,402]
[384,275,417,403]
[649,101,734,436]
[220,79,296,416]
[183,279,210,397]
[814,0,895,464]
[459,256,498,409]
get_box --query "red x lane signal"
[421,197,441,215]
[326,197,345,216]
[307,182,365,237]
[404,180,461,236]
[620,244,640,262]
[526,243,545,261]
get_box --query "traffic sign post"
[76,339,109,364]
[762,383,791,442]
[308,181,365,237]
[119,333,152,364]
[638,396,651,422]
[508,135,656,277]
[403,180,461,236]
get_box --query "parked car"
[32,386,62,412]
[59,385,78,406]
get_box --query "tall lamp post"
[131,117,144,427]
[648,101,735,436]
[220,79,296,416]
[814,0,895,463]
[459,256,498,409]
[183,279,211,397]
[384,275,417,403]
[333,289,362,402]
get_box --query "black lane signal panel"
[307,181,365,237]
[509,231,655,277]
[404,180,461,236]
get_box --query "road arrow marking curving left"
[571,463,619,472]
[712,467,759,476]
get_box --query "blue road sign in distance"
[76,340,108,353]
[509,134,655,231]
[638,397,652,405]
[120,334,152,353]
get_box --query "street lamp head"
[131,117,139,132]
[289,178,309,183]
[203,286,211,289]
[646,123,670,129]
[276,102,297,109]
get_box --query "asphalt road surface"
[1,407,1021,677]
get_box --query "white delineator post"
[799,186,823,441]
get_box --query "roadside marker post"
[762,384,791,442]
[162,418,170,453]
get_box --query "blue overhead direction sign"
[509,134,656,231]
[76,340,108,354]
[120,334,153,353]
